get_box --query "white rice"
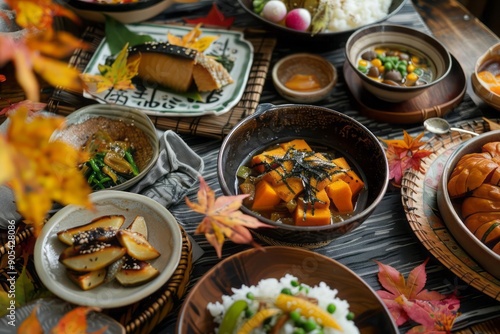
[207,274,360,334]
[324,0,393,32]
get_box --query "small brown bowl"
[272,53,337,103]
[471,42,500,111]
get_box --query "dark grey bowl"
[237,0,407,50]
[217,104,389,247]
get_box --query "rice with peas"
[207,274,360,334]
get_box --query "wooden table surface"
[413,0,499,106]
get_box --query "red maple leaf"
[0,74,6,82]
[186,176,271,257]
[375,258,460,331]
[383,131,432,186]
[184,3,234,28]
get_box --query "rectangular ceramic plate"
[82,23,254,117]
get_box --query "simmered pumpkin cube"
[297,189,330,210]
[274,177,304,202]
[280,139,312,152]
[251,147,286,173]
[294,205,331,226]
[332,157,365,196]
[263,161,295,186]
[326,179,354,213]
[252,180,282,211]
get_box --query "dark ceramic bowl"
[64,0,197,23]
[237,0,407,50]
[217,104,389,247]
[176,246,398,333]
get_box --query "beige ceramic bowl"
[65,0,198,23]
[345,24,452,103]
[272,53,337,103]
[34,190,183,308]
[52,104,159,192]
[471,42,500,111]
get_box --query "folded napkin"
[129,130,205,208]
[0,130,204,229]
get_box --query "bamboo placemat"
[400,118,500,301]
[47,24,276,139]
[0,223,193,334]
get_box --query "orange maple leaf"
[81,43,139,94]
[0,107,93,235]
[17,305,43,334]
[51,306,107,334]
[186,176,271,258]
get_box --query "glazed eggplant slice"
[57,215,125,246]
[115,256,160,286]
[72,227,119,246]
[59,241,126,272]
[67,268,107,291]
[116,229,160,261]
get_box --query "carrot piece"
[252,180,282,211]
[326,180,354,212]
[332,157,365,196]
[237,308,280,334]
[251,147,286,173]
[274,294,342,330]
[274,177,304,202]
[280,139,312,152]
[294,205,331,226]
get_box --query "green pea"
[384,62,393,71]
[357,65,368,74]
[244,308,254,318]
[327,303,336,314]
[281,288,293,295]
[347,311,355,321]
[303,319,317,332]
[291,280,300,287]
[289,310,301,322]
[397,64,407,73]
[246,292,255,300]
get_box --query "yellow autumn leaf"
[81,43,139,94]
[167,24,218,52]
[26,31,89,59]
[33,54,84,93]
[0,108,93,235]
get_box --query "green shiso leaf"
[105,16,155,55]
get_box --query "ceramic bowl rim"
[345,23,452,92]
[217,104,389,232]
[65,0,165,12]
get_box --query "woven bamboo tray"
[400,118,500,301]
[0,223,193,334]
[47,24,276,139]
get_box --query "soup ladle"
[423,117,479,137]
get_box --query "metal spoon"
[423,117,479,137]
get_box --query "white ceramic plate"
[82,23,254,117]
[0,298,125,333]
[34,190,183,308]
